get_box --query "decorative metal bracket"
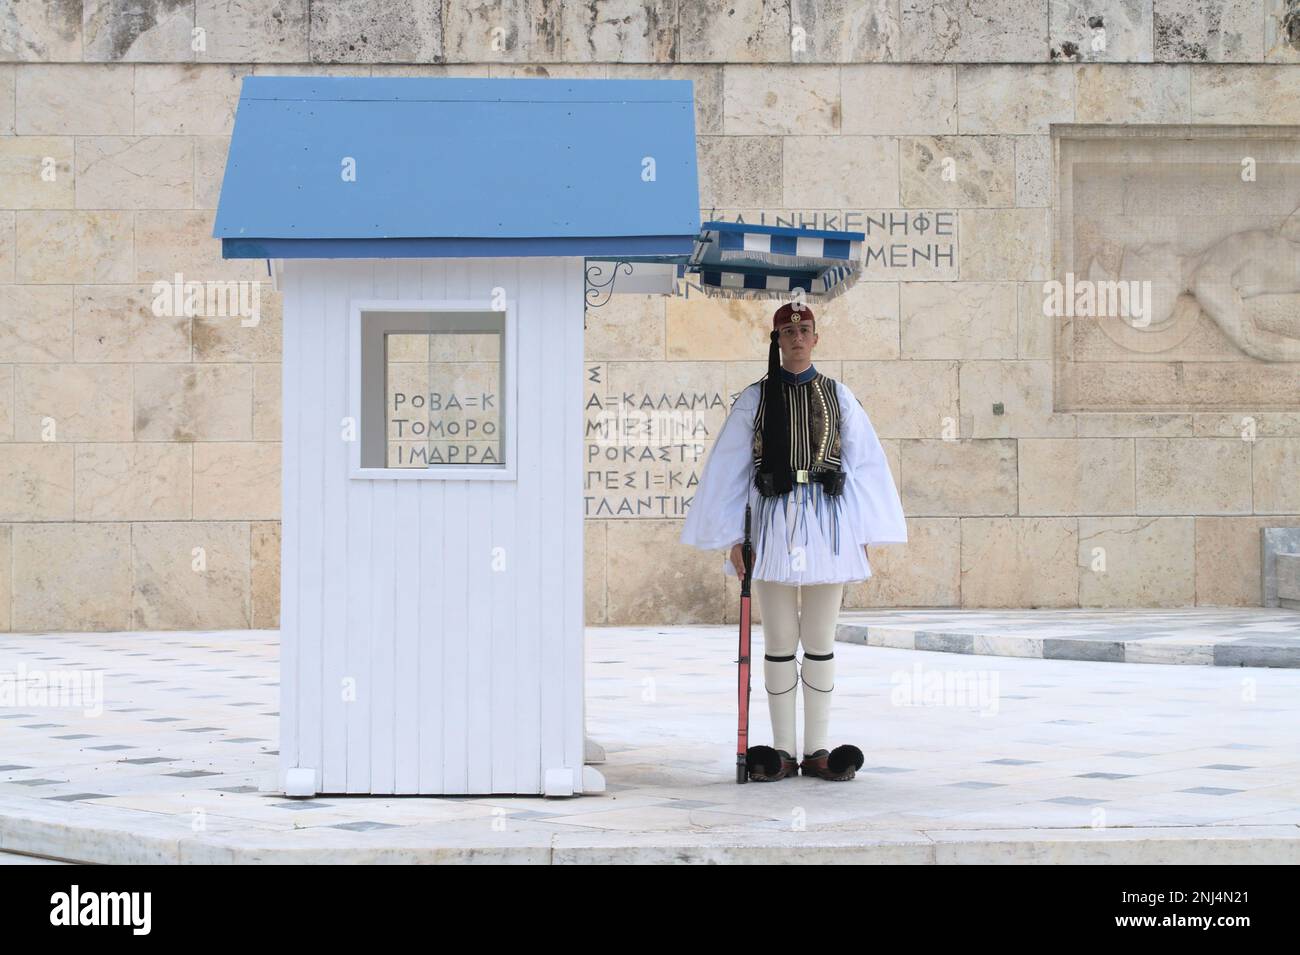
[584,260,634,309]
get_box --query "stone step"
[0,804,1296,864]
[837,608,1300,667]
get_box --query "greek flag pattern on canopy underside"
[687,221,864,302]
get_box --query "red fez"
[773,301,815,330]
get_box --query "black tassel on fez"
[758,329,793,496]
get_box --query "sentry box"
[214,77,863,797]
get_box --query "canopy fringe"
[689,275,859,302]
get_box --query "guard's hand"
[729,543,745,576]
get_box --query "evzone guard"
[681,302,908,781]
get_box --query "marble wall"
[2,1,1299,631]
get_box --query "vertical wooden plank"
[278,262,302,789]
[546,257,576,789]
[344,262,375,792]
[418,259,447,792]
[562,257,586,787]
[321,262,350,792]
[489,259,520,794]
[440,260,470,793]
[518,258,548,792]
[393,259,423,793]
[545,259,570,783]
[369,260,399,794]
[462,257,493,795]
[296,263,326,788]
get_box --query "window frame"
[348,298,518,481]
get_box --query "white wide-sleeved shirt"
[680,374,907,585]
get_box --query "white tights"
[752,579,844,758]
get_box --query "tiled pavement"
[838,608,1300,667]
[1,618,1298,863]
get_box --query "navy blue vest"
[750,366,843,472]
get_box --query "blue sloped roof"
[213,77,700,259]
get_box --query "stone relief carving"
[1055,126,1300,411]
[1086,208,1300,362]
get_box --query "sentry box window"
[350,302,517,480]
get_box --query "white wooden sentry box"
[214,77,701,796]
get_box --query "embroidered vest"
[751,372,843,472]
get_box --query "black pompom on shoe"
[746,745,797,781]
[827,744,865,775]
[746,745,781,776]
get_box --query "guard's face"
[778,321,818,361]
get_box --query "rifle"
[736,503,755,783]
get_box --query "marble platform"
[838,608,1300,668]
[1,622,1298,864]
